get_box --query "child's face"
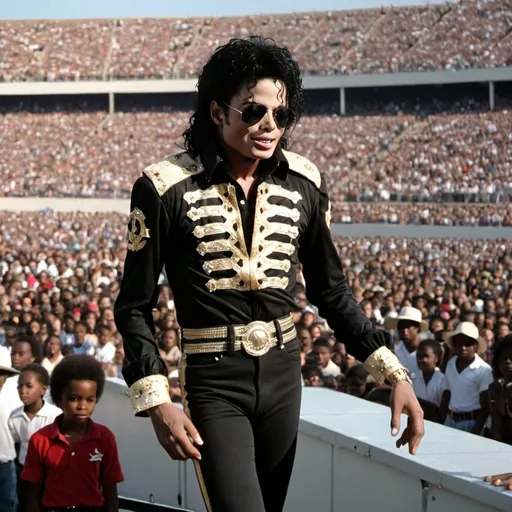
[314,346,331,368]
[453,335,477,361]
[346,376,366,397]
[18,371,46,406]
[58,380,98,425]
[11,341,35,370]
[498,346,512,379]
[416,346,438,372]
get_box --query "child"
[21,355,124,512]
[439,322,493,434]
[488,334,512,444]
[11,336,41,371]
[313,338,342,378]
[8,364,61,512]
[413,340,447,421]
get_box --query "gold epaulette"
[282,150,321,189]
[143,152,203,197]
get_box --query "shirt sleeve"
[20,435,44,483]
[298,174,384,363]
[101,429,124,485]
[114,176,170,388]
[479,366,494,393]
[8,416,20,444]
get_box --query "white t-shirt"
[412,369,448,407]
[444,355,493,412]
[8,401,62,464]
[95,342,116,364]
[320,359,342,378]
[394,341,420,379]
[0,376,20,463]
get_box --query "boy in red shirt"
[22,355,124,512]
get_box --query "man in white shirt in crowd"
[0,362,21,512]
[439,322,493,434]
[385,306,428,380]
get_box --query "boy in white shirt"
[8,363,61,512]
[413,339,447,421]
[439,322,493,434]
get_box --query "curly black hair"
[182,35,304,155]
[50,355,105,404]
[20,363,50,387]
[492,334,512,379]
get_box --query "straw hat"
[444,322,486,355]
[0,364,20,375]
[383,306,428,331]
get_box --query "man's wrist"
[128,374,171,415]
[363,346,408,386]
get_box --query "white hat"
[0,364,20,375]
[444,322,486,355]
[383,306,428,331]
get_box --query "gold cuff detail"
[363,346,407,386]
[128,375,171,414]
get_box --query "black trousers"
[183,338,303,512]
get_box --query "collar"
[49,415,102,442]
[200,141,289,183]
[13,401,53,420]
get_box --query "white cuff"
[363,346,406,386]
[128,375,171,414]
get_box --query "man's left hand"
[390,380,425,455]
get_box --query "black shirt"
[114,146,384,387]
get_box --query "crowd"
[333,202,512,225]
[1,103,511,203]
[1,208,512,509]
[1,0,511,81]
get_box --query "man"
[384,306,428,379]
[114,36,424,512]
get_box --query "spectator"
[440,322,493,434]
[22,355,124,511]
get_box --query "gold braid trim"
[128,375,171,415]
[363,346,410,386]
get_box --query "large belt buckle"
[241,321,273,357]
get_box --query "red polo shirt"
[21,416,124,507]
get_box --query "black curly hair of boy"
[21,363,50,387]
[50,355,105,405]
[492,334,512,379]
[182,35,304,156]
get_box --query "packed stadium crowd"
[1,101,512,204]
[1,0,511,81]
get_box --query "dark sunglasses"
[224,102,296,129]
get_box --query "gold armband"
[128,375,171,415]
[363,346,411,386]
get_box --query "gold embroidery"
[363,346,406,386]
[127,207,150,252]
[184,183,302,292]
[143,153,203,197]
[128,375,170,414]
[282,150,321,189]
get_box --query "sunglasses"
[224,102,296,129]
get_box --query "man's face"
[214,78,288,164]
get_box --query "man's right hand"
[148,402,203,460]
